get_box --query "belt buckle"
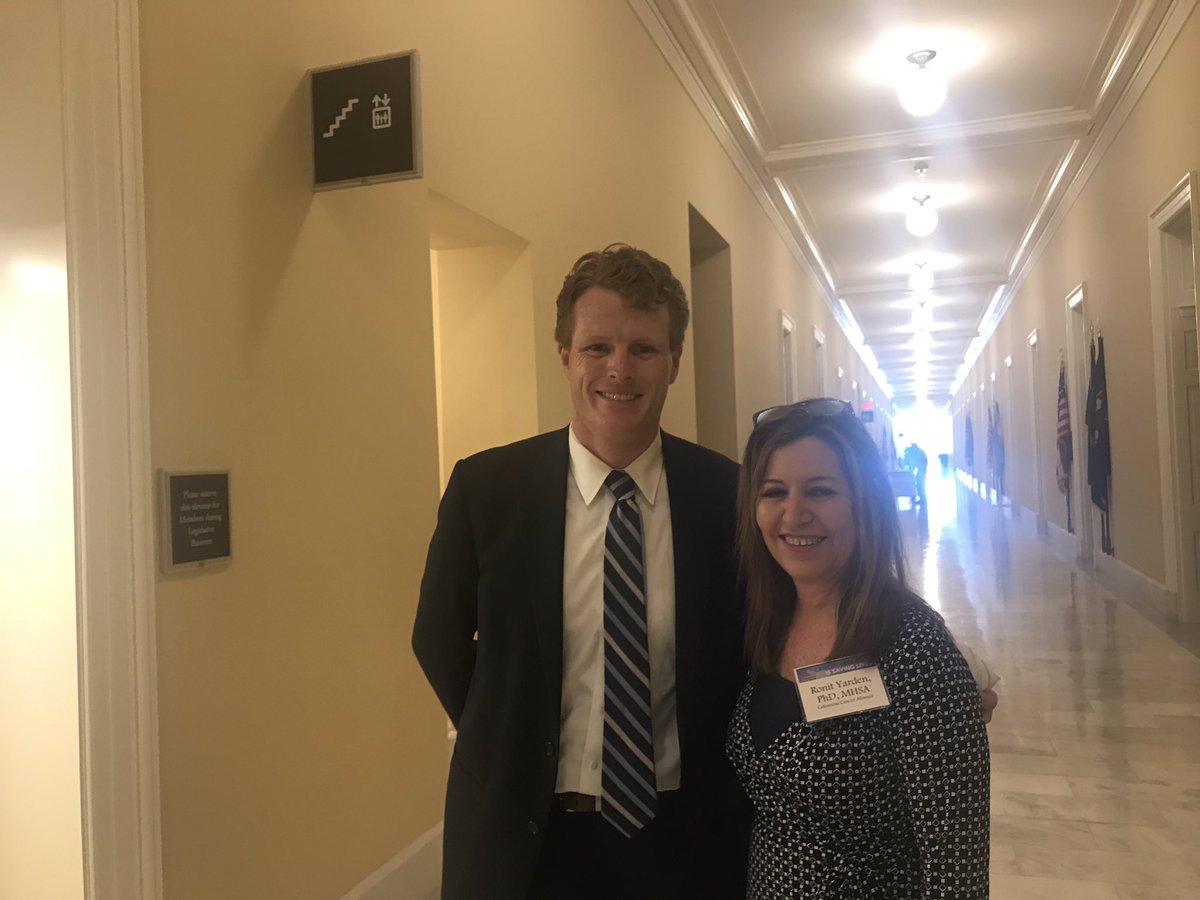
[557,792,599,813]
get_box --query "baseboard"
[1093,551,1173,619]
[1036,513,1174,619]
[1042,517,1082,562]
[340,822,442,900]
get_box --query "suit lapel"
[662,432,703,747]
[517,429,569,716]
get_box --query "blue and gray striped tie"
[601,469,657,837]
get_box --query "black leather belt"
[555,791,601,813]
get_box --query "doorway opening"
[812,326,826,396]
[780,311,796,404]
[1064,284,1094,566]
[1149,173,1200,623]
[1027,330,1049,536]
[688,205,737,459]
[1,0,85,894]
[428,192,535,491]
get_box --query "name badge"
[792,654,891,722]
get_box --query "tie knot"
[605,470,637,501]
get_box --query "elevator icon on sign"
[372,94,392,130]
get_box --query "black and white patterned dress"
[727,599,989,899]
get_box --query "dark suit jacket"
[412,428,747,899]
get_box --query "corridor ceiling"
[636,0,1178,405]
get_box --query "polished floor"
[907,468,1200,900]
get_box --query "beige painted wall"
[140,5,446,895]
[137,1,889,897]
[0,1,84,898]
[956,4,1200,583]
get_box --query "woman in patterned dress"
[727,399,989,899]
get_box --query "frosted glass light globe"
[909,265,934,293]
[898,51,946,117]
[905,196,939,237]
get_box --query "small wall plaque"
[310,50,422,190]
[160,471,231,572]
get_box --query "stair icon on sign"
[323,98,360,138]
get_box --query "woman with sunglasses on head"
[726,399,989,899]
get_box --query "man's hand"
[980,689,998,724]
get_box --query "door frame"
[1064,284,1094,565]
[1027,330,1049,536]
[1148,171,1200,623]
[779,309,796,404]
[811,324,826,396]
[62,0,162,896]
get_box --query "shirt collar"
[568,425,664,507]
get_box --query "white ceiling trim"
[668,0,768,158]
[628,0,891,394]
[765,109,1095,174]
[972,0,1190,366]
[1089,0,1169,116]
[840,273,1010,298]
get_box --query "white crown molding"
[765,108,1094,174]
[629,0,887,391]
[627,1,803,278]
[991,0,1192,338]
[870,327,982,346]
[670,0,770,158]
[838,273,1008,298]
[1088,0,1167,117]
[635,0,1187,400]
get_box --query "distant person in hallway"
[413,244,748,899]
[903,440,929,505]
[727,399,990,898]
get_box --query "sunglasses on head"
[751,397,856,428]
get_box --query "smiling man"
[413,244,747,899]
[558,283,680,469]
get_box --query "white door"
[1027,333,1048,533]
[1065,287,1094,564]
[1150,175,1200,624]
[1168,289,1199,620]
[812,326,826,397]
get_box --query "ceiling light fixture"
[912,299,933,329]
[898,50,946,117]
[909,260,934,293]
[904,163,939,237]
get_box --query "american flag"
[1055,360,1072,494]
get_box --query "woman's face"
[754,437,857,599]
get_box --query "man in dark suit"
[903,441,929,505]
[413,244,747,899]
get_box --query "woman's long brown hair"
[737,411,914,675]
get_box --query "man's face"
[559,286,681,460]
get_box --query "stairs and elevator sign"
[310,51,422,190]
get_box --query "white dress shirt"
[555,427,681,794]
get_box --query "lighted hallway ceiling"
[634,0,1179,404]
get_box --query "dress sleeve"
[882,612,990,898]
[952,639,1000,691]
